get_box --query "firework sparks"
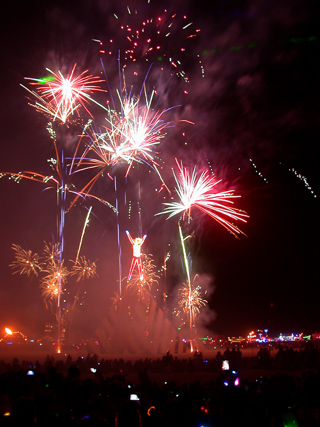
[0,122,117,214]
[178,278,207,323]
[10,244,42,277]
[10,240,96,312]
[175,224,208,352]
[77,88,173,183]
[159,159,249,238]
[70,256,98,282]
[76,207,92,263]
[126,254,159,299]
[111,290,123,311]
[22,64,106,123]
[95,6,204,90]
[40,261,69,301]
[43,242,61,265]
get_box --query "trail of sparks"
[76,206,92,263]
[179,224,191,285]
[249,158,268,183]
[288,166,317,198]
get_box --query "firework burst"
[10,244,42,277]
[159,159,249,237]
[10,240,97,321]
[70,256,98,282]
[174,275,208,353]
[178,277,207,323]
[43,242,61,265]
[126,254,159,299]
[22,64,106,124]
[76,88,173,184]
[40,261,69,302]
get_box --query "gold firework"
[10,244,42,277]
[126,254,159,299]
[178,277,207,324]
[40,261,69,301]
[43,242,61,265]
[70,256,98,282]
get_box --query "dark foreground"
[0,344,319,426]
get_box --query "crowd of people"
[0,342,319,426]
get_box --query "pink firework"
[160,159,249,237]
[76,90,172,182]
[22,64,105,123]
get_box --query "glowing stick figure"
[126,230,147,281]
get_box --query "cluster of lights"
[94,6,203,91]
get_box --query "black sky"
[0,0,319,340]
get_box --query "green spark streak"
[36,76,55,84]
[182,22,193,30]
[179,224,190,285]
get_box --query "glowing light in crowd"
[126,231,147,281]
[22,64,106,123]
[5,328,13,335]
[160,159,249,238]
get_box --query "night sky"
[0,0,319,341]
